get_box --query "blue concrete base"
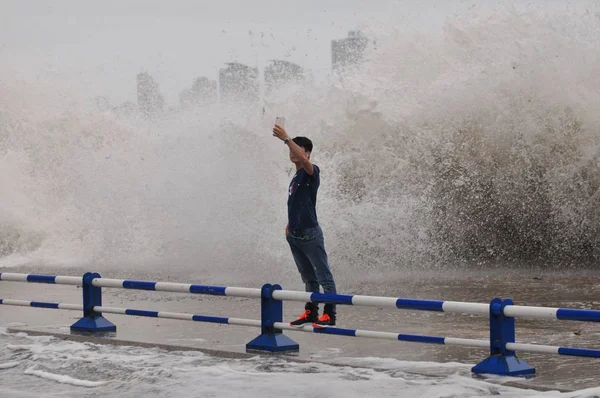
[71,316,117,333]
[472,355,535,377]
[246,334,299,353]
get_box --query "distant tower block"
[331,30,369,73]
[219,62,259,103]
[180,77,217,108]
[264,60,304,96]
[137,72,165,115]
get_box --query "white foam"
[24,367,109,387]
[1,3,599,272]
[326,356,473,371]
[7,340,90,354]
[0,361,20,369]
[563,387,600,397]
[2,330,599,397]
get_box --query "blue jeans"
[286,226,337,315]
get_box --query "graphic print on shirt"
[289,173,298,196]
[287,165,320,231]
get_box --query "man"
[272,123,337,327]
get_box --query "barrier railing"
[1,271,600,377]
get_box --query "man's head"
[290,136,313,163]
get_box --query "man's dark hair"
[293,136,313,152]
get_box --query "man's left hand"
[273,125,290,141]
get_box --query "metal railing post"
[472,298,534,376]
[71,272,116,333]
[246,283,299,352]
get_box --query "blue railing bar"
[0,273,82,286]
[504,305,600,322]
[126,309,159,317]
[272,290,490,315]
[0,298,82,311]
[122,280,158,290]
[91,278,261,298]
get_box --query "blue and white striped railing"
[2,297,600,360]
[0,272,261,297]
[91,277,262,297]
[503,305,600,322]
[0,298,82,311]
[0,273,82,285]
[271,290,490,314]
[1,271,600,377]
[4,272,599,322]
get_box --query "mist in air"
[1,1,599,282]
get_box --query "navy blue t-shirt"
[287,165,320,232]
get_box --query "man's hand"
[273,124,290,141]
[285,223,290,236]
[273,123,314,175]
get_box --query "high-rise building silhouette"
[180,77,217,108]
[264,60,303,95]
[219,62,259,103]
[137,72,164,115]
[331,30,369,72]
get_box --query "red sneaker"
[290,309,318,327]
[313,313,336,327]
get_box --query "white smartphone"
[275,117,285,127]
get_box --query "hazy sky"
[0,0,565,104]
